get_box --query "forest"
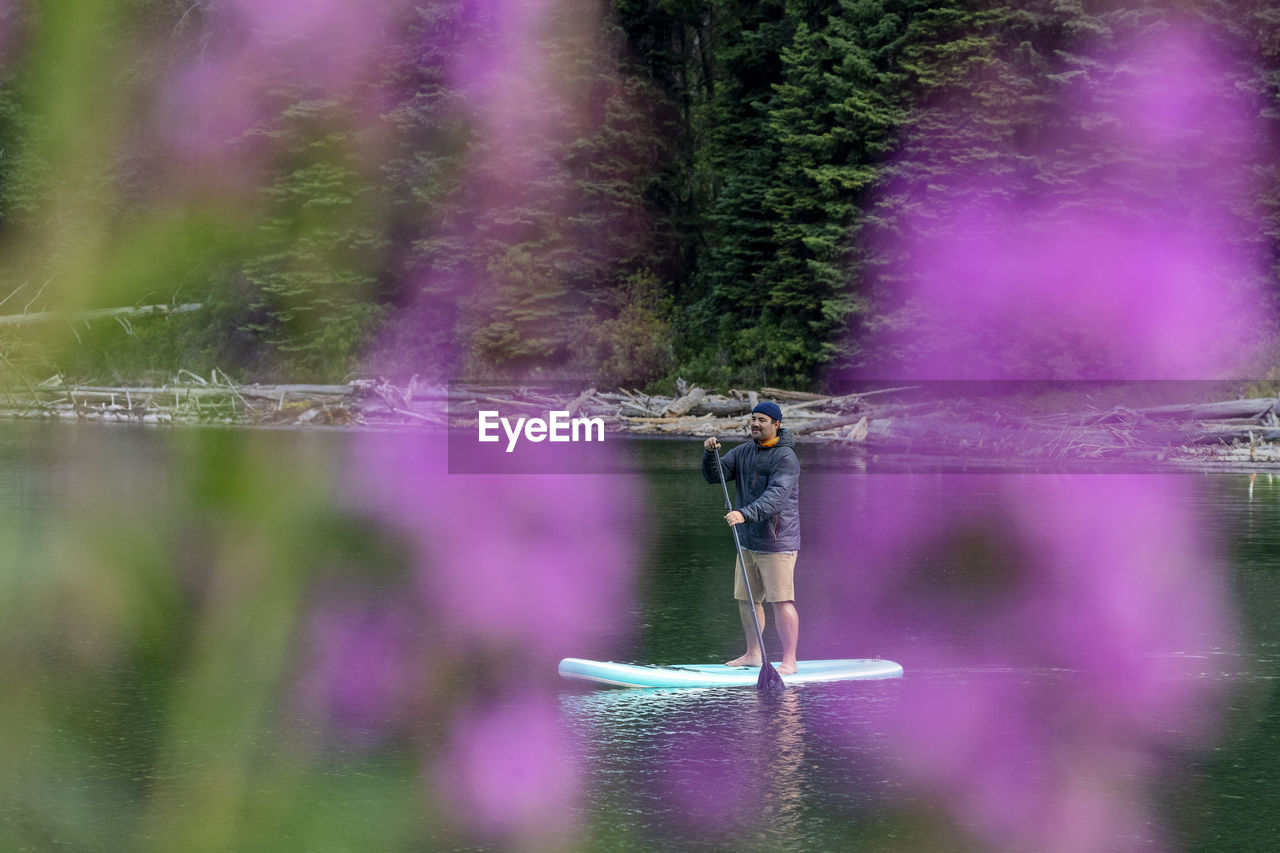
[1,0,1278,391]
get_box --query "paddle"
[712,444,786,691]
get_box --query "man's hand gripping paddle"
[713,445,786,692]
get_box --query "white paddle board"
[558,657,903,689]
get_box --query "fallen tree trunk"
[0,303,204,326]
[663,387,706,417]
[691,397,753,417]
[759,387,826,402]
[790,413,877,436]
[1136,398,1277,421]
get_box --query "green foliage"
[0,74,48,232]
[576,269,676,386]
[36,308,229,385]
[238,98,389,382]
[673,0,913,388]
[759,1,909,379]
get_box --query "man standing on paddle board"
[701,401,800,675]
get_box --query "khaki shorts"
[733,549,797,603]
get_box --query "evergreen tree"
[374,0,494,379]
[239,95,388,381]
[0,75,45,233]
[679,0,798,387]
[756,0,910,384]
[677,0,912,388]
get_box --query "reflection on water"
[561,680,908,850]
[0,425,1278,851]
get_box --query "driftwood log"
[663,387,706,417]
[0,303,205,327]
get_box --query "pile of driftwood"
[0,377,911,433]
[1016,397,1280,463]
[601,384,906,440]
[0,373,418,427]
[0,375,604,428]
[1,374,1277,464]
[604,384,1280,462]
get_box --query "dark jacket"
[702,428,800,552]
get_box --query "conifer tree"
[239,96,387,381]
[757,0,909,384]
[680,0,911,387]
[679,0,797,386]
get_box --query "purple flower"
[295,591,419,744]
[435,692,580,845]
[868,23,1271,380]
[808,472,1235,851]
[352,431,639,661]
[161,0,404,176]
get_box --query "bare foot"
[777,661,797,675]
[725,654,761,668]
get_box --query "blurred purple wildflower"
[336,1,645,838]
[870,23,1272,380]
[341,424,639,840]
[808,472,1234,851]
[296,591,419,744]
[162,0,402,177]
[820,27,1256,845]
[352,431,638,661]
[436,691,581,845]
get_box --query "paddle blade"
[757,662,787,691]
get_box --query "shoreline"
[2,378,1278,471]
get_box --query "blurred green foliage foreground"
[0,425,420,851]
[0,416,646,851]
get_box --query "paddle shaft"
[712,446,772,666]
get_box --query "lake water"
[0,422,1277,851]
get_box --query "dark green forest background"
[1,0,1279,391]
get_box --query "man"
[701,401,800,675]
